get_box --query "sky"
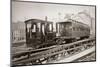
[12,1,95,22]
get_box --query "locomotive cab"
[56,22,72,37]
[25,19,55,49]
[55,21,73,44]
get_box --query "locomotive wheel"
[56,39,63,45]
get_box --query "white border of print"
[0,0,99,67]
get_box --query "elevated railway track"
[12,37,96,66]
[48,46,95,63]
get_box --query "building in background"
[12,21,26,45]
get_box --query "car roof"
[25,19,52,24]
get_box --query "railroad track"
[12,37,95,66]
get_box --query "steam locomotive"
[25,19,90,49]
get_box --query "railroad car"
[55,19,90,44]
[25,19,56,49]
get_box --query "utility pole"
[58,12,61,21]
[44,16,48,42]
[45,16,48,21]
